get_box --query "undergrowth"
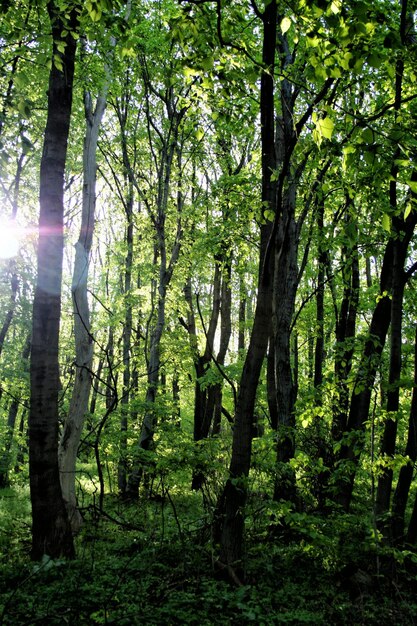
[1,485,417,625]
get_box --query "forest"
[1,0,417,623]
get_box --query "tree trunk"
[125,116,183,498]
[334,211,416,510]
[0,269,18,359]
[29,2,77,560]
[218,0,277,574]
[375,3,411,527]
[0,334,30,487]
[59,83,108,531]
[238,272,246,354]
[118,213,133,494]
[332,213,359,441]
[190,263,221,444]
[212,260,232,436]
[375,222,406,526]
[218,224,273,570]
[391,323,417,542]
[272,209,299,502]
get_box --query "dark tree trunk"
[332,214,359,441]
[29,2,77,560]
[218,0,277,574]
[218,224,273,570]
[118,215,134,494]
[273,209,298,502]
[191,263,221,444]
[375,1,411,526]
[375,221,406,526]
[310,197,329,510]
[392,324,417,543]
[238,273,246,354]
[188,262,221,489]
[334,210,416,511]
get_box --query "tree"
[29,1,78,560]
[217,0,277,574]
[58,31,113,531]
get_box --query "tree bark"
[212,260,232,435]
[59,82,108,531]
[332,212,359,441]
[272,207,299,502]
[391,323,417,542]
[375,220,406,525]
[218,0,277,574]
[29,2,77,560]
[334,211,416,511]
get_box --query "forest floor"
[1,485,417,625]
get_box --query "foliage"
[1,485,417,625]
[0,0,417,620]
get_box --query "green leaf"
[200,56,213,71]
[382,213,391,232]
[361,128,374,144]
[280,17,292,34]
[329,0,341,14]
[121,47,136,59]
[404,203,412,220]
[56,42,66,54]
[367,52,382,68]
[53,54,63,71]
[316,117,334,140]
[14,72,29,88]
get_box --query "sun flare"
[0,220,21,259]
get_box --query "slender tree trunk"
[375,2,411,528]
[0,269,18,405]
[218,0,277,574]
[212,261,232,435]
[332,214,359,441]
[184,268,220,489]
[310,197,328,510]
[29,2,77,560]
[190,263,221,444]
[58,83,108,530]
[391,323,417,542]
[334,212,416,510]
[15,409,27,472]
[238,272,246,354]
[314,199,326,392]
[126,119,183,498]
[267,336,278,430]
[0,334,30,487]
[375,229,405,525]
[118,212,134,494]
